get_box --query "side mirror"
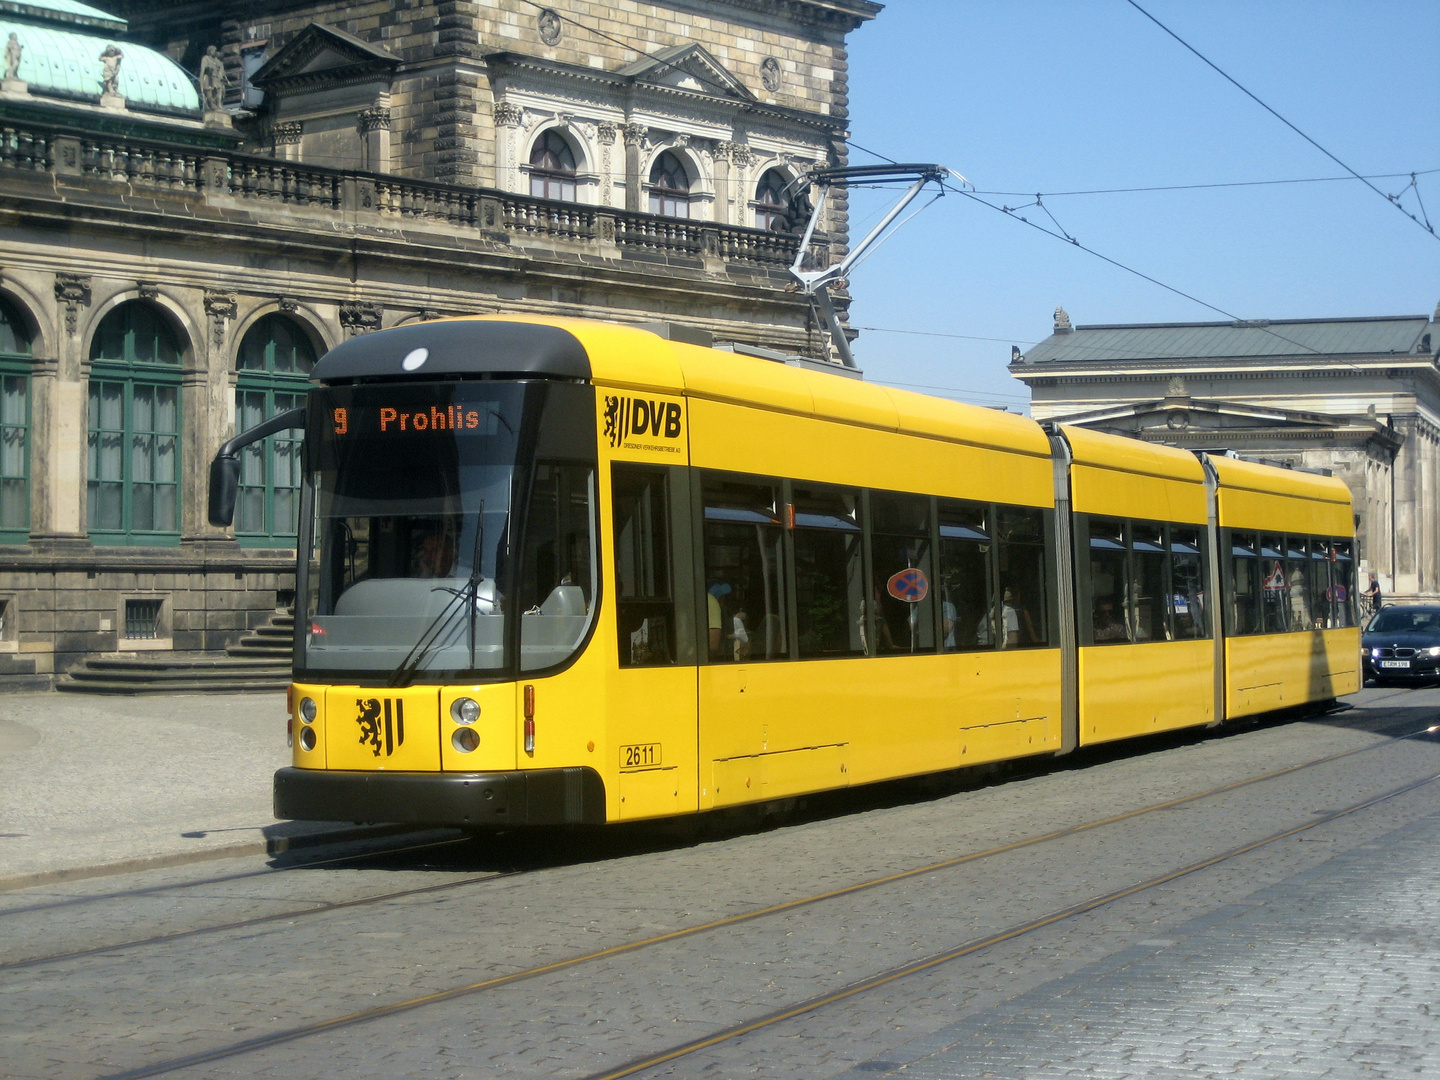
[208,454,241,527]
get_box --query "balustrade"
[0,118,802,267]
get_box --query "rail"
[0,118,805,267]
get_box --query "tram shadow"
[266,695,1440,877]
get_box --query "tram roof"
[310,316,1056,457]
[1059,424,1206,484]
[1205,453,1352,505]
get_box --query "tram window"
[1170,527,1206,639]
[1285,537,1312,632]
[1229,532,1259,635]
[611,466,674,667]
[994,506,1048,648]
[1305,539,1329,631]
[702,475,787,662]
[519,463,597,671]
[1130,524,1168,642]
[1330,540,1356,627]
[792,483,865,658]
[869,492,934,656]
[1260,534,1287,633]
[1088,518,1129,645]
[938,500,990,652]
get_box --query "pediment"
[251,24,399,92]
[1057,397,1371,435]
[616,43,756,101]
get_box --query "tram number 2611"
[620,743,662,770]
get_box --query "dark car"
[1362,605,1440,684]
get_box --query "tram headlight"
[451,697,480,725]
[299,726,317,752]
[452,727,479,753]
[299,697,317,723]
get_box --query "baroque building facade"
[1012,306,1440,604]
[0,0,881,688]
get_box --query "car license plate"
[1380,660,1411,669]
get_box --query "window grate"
[124,598,163,639]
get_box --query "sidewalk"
[0,690,400,891]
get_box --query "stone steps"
[57,609,294,695]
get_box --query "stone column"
[183,290,237,545]
[33,274,91,540]
[596,122,616,208]
[623,124,647,213]
[272,121,302,163]
[1391,416,1418,595]
[492,101,522,192]
[358,100,391,173]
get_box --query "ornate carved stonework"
[761,56,781,92]
[204,291,236,348]
[622,123,648,148]
[277,296,298,313]
[54,273,90,335]
[596,122,616,145]
[340,302,383,337]
[672,133,690,148]
[1054,306,1073,333]
[136,282,159,300]
[493,101,523,128]
[538,9,563,46]
[272,121,302,145]
[357,107,391,134]
[726,142,754,167]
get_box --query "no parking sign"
[887,567,929,603]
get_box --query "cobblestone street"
[2,687,1439,1080]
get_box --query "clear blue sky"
[841,0,1439,412]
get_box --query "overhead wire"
[844,138,1330,358]
[973,169,1440,199]
[1123,0,1440,243]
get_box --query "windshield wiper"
[388,503,488,689]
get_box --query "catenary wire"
[844,138,1331,359]
[1123,0,1440,243]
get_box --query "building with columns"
[0,0,881,688]
[1012,305,1440,604]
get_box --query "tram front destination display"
[205,315,1360,828]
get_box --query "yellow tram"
[207,316,1360,827]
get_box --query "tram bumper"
[273,766,607,827]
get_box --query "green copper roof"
[0,1,125,34]
[1,16,199,112]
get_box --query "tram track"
[75,723,1440,1080]
[3,716,1434,976]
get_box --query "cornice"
[484,52,845,134]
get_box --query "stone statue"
[4,33,21,81]
[199,45,225,112]
[99,44,124,98]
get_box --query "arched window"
[648,151,691,218]
[754,169,793,232]
[0,297,32,543]
[87,302,182,544]
[235,314,315,545]
[529,130,578,201]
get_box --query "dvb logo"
[604,395,682,448]
[356,697,405,757]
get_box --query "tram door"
[609,465,699,820]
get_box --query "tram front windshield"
[301,381,595,682]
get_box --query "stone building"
[0,0,881,689]
[1012,306,1440,603]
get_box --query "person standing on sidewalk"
[1361,572,1382,618]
